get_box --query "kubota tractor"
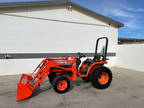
[17,37,112,101]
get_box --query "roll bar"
[94,37,108,61]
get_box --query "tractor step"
[79,70,88,75]
[79,65,90,75]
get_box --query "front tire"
[53,76,70,93]
[91,67,112,89]
[48,72,56,84]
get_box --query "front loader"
[17,37,112,101]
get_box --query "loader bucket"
[17,74,34,101]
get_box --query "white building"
[0,0,124,75]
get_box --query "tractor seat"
[93,55,101,62]
[83,58,93,65]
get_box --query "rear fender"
[87,63,103,75]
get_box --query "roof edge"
[0,0,67,8]
[0,0,124,28]
[68,1,124,28]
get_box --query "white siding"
[0,6,108,26]
[116,44,144,72]
[0,59,42,75]
[0,6,118,75]
[0,15,117,53]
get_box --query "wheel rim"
[57,80,68,91]
[98,72,109,85]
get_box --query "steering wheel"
[77,52,86,58]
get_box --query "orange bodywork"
[17,37,110,101]
[78,61,107,77]
[17,56,107,101]
[17,56,77,101]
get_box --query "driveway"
[0,67,144,108]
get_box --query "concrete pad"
[0,67,144,108]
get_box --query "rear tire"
[53,76,70,93]
[91,67,112,89]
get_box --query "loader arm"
[17,57,77,101]
[17,59,53,101]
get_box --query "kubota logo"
[57,61,67,64]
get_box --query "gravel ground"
[0,67,144,108]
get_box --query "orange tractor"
[17,37,112,101]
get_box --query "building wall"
[0,6,118,75]
[116,44,144,72]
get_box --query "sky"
[72,0,144,39]
[0,0,144,39]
